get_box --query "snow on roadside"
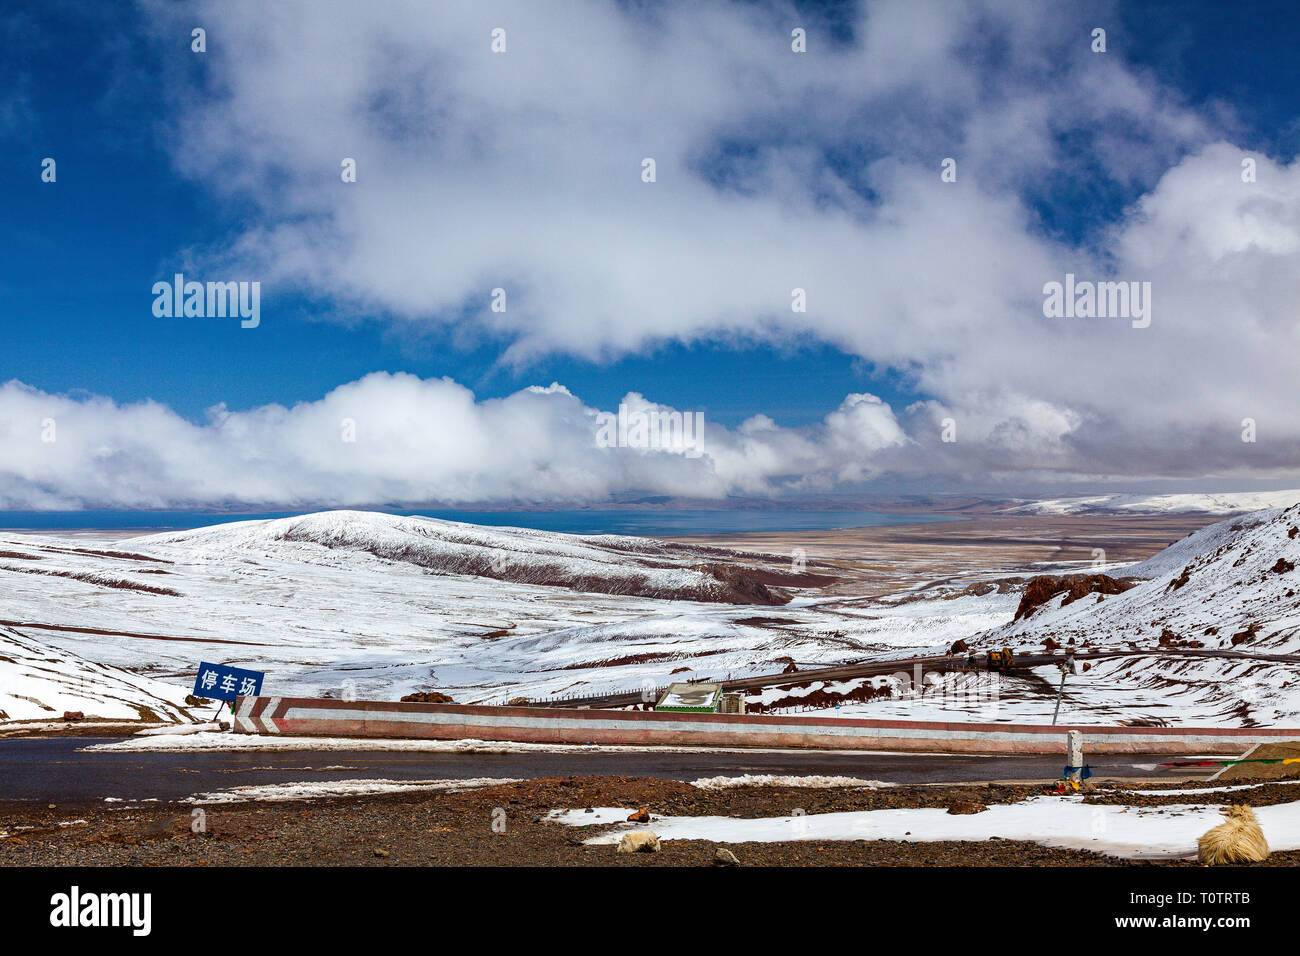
[82,731,948,758]
[87,733,613,754]
[1102,779,1300,797]
[185,776,522,804]
[690,774,889,790]
[0,819,87,839]
[550,795,1300,860]
[134,722,222,736]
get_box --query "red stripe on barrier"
[229,697,1300,755]
[241,696,1300,737]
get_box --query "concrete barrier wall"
[232,696,1300,755]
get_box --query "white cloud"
[6,359,1298,509]
[0,375,914,508]
[119,0,1300,487]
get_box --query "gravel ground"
[1085,778,1300,807]
[2,775,1298,867]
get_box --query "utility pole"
[1052,650,1077,726]
[1051,666,1068,725]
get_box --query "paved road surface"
[0,737,1210,803]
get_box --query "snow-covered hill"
[971,505,1300,724]
[0,511,847,714]
[0,627,191,723]
[1007,490,1300,516]
[1122,509,1282,580]
[132,511,801,605]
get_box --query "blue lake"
[0,509,957,536]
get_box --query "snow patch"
[551,796,1300,860]
[185,776,522,804]
[690,774,889,790]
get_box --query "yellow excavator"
[986,647,1016,671]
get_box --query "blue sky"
[3,0,922,427]
[2,0,1299,508]
[4,0,1291,423]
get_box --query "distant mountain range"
[1003,490,1300,516]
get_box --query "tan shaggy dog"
[1197,805,1269,865]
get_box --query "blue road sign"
[193,662,265,703]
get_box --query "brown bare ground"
[4,775,1298,867]
[670,514,1223,599]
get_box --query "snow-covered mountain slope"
[2,507,1296,728]
[1122,509,1281,580]
[0,512,854,711]
[131,511,802,605]
[971,505,1300,724]
[1007,490,1300,516]
[0,627,191,723]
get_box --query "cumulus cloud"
[115,0,1300,489]
[7,360,1299,509]
[0,375,914,508]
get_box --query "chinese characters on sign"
[193,662,265,703]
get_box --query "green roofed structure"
[655,682,722,713]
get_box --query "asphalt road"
[0,737,1209,803]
